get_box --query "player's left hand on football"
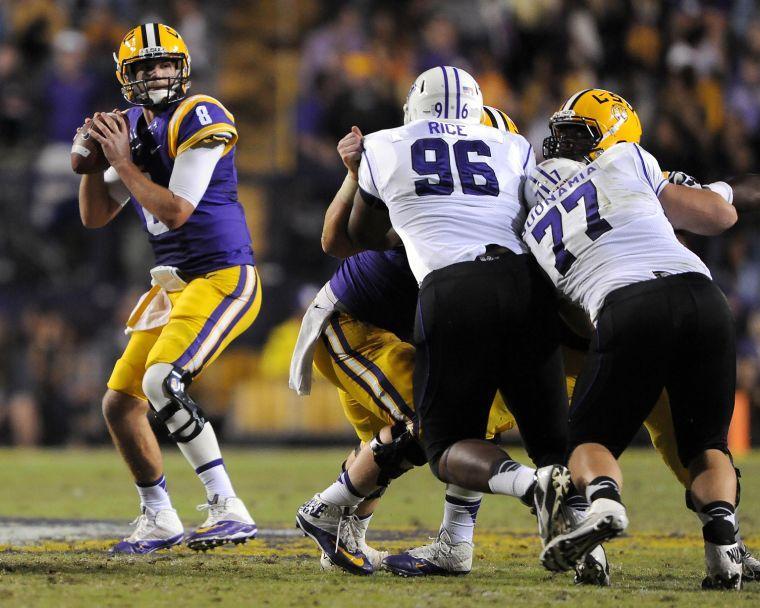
[337,126,363,180]
[89,110,131,169]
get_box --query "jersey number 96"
[411,138,499,197]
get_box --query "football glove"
[665,170,702,188]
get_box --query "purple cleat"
[110,506,184,555]
[382,528,472,577]
[296,494,373,575]
[185,495,257,551]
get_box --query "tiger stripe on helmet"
[115,23,192,107]
[561,88,593,111]
[144,23,154,47]
[482,105,519,134]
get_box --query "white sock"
[175,424,235,500]
[442,484,482,544]
[320,470,365,507]
[143,364,236,500]
[136,475,173,512]
[488,459,535,499]
[355,512,372,543]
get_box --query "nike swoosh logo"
[337,547,365,567]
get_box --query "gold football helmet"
[114,23,191,107]
[543,88,641,162]
[481,105,519,134]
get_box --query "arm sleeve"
[168,96,238,158]
[104,166,131,207]
[634,144,668,196]
[168,143,226,207]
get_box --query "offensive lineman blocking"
[523,89,744,589]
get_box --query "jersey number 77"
[530,181,612,275]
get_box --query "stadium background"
[0,0,758,448]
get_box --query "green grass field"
[1,447,759,607]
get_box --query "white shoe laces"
[125,512,154,541]
[196,500,227,525]
[413,529,454,560]
[334,511,362,553]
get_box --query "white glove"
[666,170,702,188]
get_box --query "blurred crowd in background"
[0,0,759,446]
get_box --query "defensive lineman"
[345,67,569,521]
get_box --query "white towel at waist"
[289,282,342,395]
[124,285,173,335]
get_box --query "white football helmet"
[403,66,483,125]
[523,158,586,210]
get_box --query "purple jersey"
[124,94,254,275]
[329,248,418,339]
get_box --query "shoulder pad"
[168,95,237,158]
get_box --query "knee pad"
[370,421,427,486]
[144,364,206,443]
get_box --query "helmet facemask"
[117,54,190,108]
[542,113,602,163]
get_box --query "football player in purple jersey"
[78,23,260,553]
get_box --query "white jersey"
[522,142,711,323]
[357,119,534,283]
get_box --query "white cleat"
[574,544,611,586]
[533,464,572,547]
[382,528,473,577]
[186,495,258,551]
[541,498,628,573]
[702,541,743,590]
[565,504,612,586]
[110,506,184,555]
[738,539,760,581]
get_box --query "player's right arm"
[322,127,364,258]
[78,173,124,228]
[78,116,129,228]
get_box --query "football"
[70,115,115,174]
